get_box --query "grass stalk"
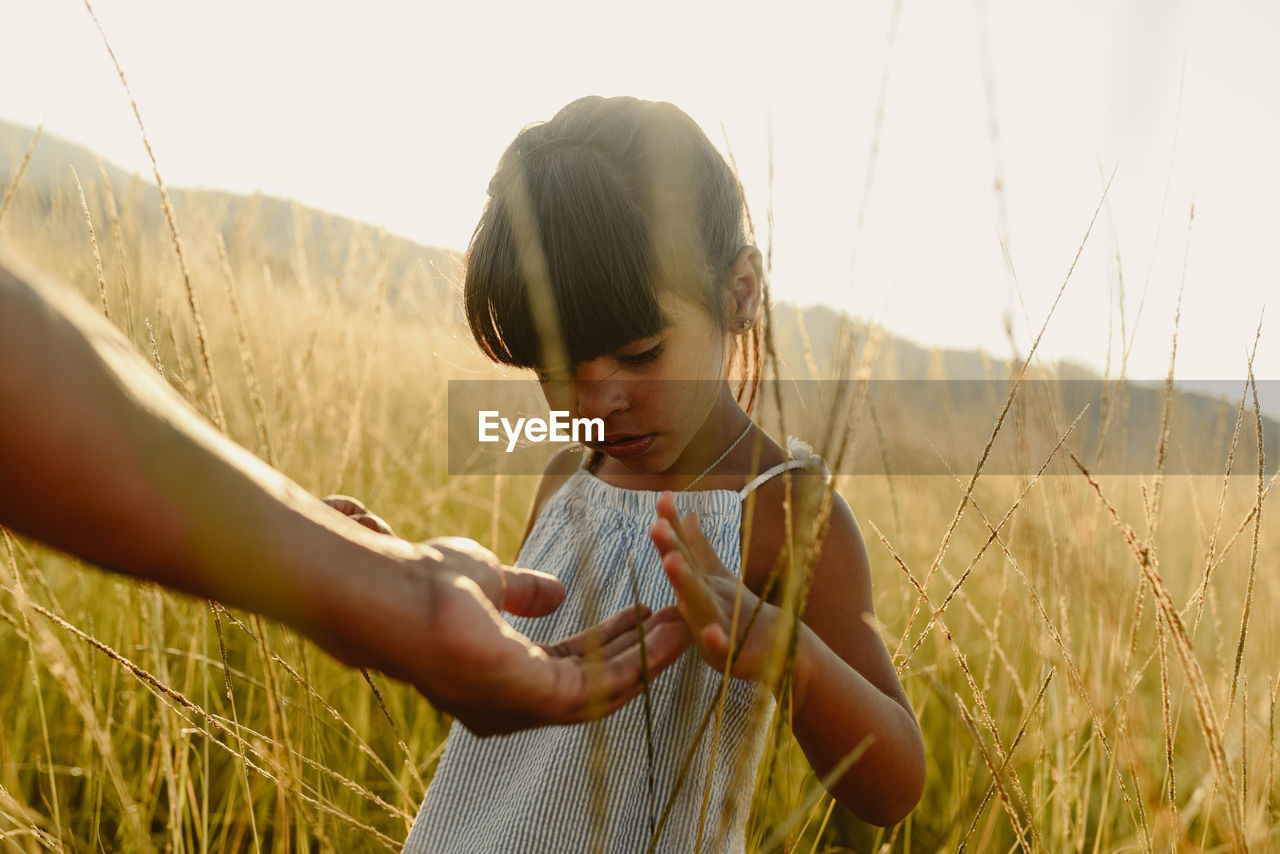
[0,123,42,231]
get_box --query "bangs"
[464,142,670,370]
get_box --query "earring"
[738,318,754,331]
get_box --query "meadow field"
[1,118,1278,854]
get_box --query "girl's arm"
[652,486,925,826]
[778,486,925,825]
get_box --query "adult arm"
[0,257,686,735]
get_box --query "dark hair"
[464,96,761,401]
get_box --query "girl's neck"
[590,386,769,492]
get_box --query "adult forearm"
[790,625,926,826]
[0,258,404,644]
[0,260,692,732]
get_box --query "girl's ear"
[727,246,763,332]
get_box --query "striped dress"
[403,445,817,854]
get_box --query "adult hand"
[422,575,689,737]
[0,257,689,737]
[322,494,397,537]
[323,529,689,737]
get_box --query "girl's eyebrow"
[641,319,676,339]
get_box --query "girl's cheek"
[695,346,729,381]
[667,342,722,381]
[540,380,576,412]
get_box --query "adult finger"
[501,565,566,617]
[449,703,541,738]
[547,604,651,657]
[323,494,368,516]
[596,605,683,659]
[595,603,653,640]
[352,512,396,537]
[593,626,645,660]
[466,610,691,731]
[614,607,691,669]
[609,618,690,690]
[572,619,692,711]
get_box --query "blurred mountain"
[0,119,460,306]
[4,119,1274,476]
[767,305,1277,476]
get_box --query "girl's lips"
[590,434,655,459]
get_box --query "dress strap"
[738,460,808,498]
[737,436,829,499]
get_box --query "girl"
[403,96,924,853]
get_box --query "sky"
[1,1,1276,405]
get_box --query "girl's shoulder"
[519,446,593,548]
[739,439,852,593]
[545,444,592,477]
[535,445,591,503]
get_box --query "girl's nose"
[573,361,629,420]
[575,379,629,420]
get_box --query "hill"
[0,119,460,308]
[4,119,1275,478]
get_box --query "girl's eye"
[617,343,663,367]
[536,367,573,385]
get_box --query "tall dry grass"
[2,69,1278,854]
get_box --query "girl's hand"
[323,494,396,537]
[649,491,794,686]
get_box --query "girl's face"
[538,293,738,479]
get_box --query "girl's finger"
[654,492,686,542]
[648,516,682,558]
[651,497,726,631]
[651,500,703,578]
[661,543,720,627]
[654,495,728,580]
[702,624,728,655]
[680,512,730,579]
